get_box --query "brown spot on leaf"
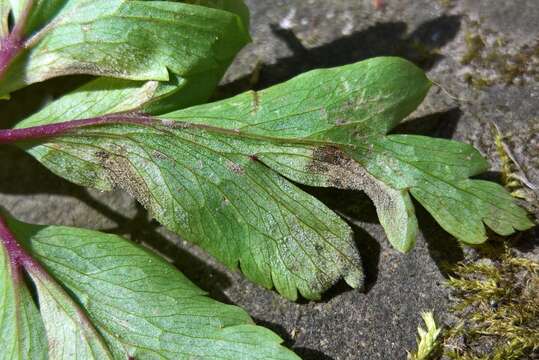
[308,146,411,247]
[95,150,109,160]
[221,197,231,209]
[98,153,152,210]
[320,108,328,117]
[308,146,373,190]
[226,160,244,175]
[152,150,167,161]
[312,146,348,166]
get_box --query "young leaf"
[0,0,250,100]
[9,57,533,300]
[0,212,300,359]
[407,312,442,360]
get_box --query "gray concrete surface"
[0,0,537,359]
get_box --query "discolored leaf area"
[0,211,300,359]
[11,57,533,301]
[0,0,250,105]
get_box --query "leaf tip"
[343,265,365,290]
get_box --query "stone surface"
[0,0,537,359]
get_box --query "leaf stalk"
[0,113,154,143]
[0,0,33,85]
[0,213,38,272]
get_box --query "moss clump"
[442,241,539,360]
[461,32,486,65]
[408,312,443,360]
[437,0,455,8]
[463,73,492,89]
[491,123,539,215]
[460,23,539,87]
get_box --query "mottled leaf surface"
[0,0,250,100]
[160,57,532,247]
[1,215,299,359]
[16,57,533,300]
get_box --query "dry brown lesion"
[96,149,153,210]
[308,145,375,191]
[225,159,245,176]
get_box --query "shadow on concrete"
[393,108,462,138]
[512,227,539,254]
[253,318,337,360]
[414,203,465,277]
[217,15,461,97]
[294,348,336,360]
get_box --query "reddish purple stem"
[0,113,155,143]
[0,114,155,270]
[0,114,173,276]
[0,214,39,273]
[0,34,22,78]
[0,0,35,85]
[0,114,158,273]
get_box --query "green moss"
[463,73,492,89]
[437,0,455,8]
[461,32,485,65]
[405,236,538,360]
[407,312,443,360]
[460,24,539,87]
[492,124,538,208]
[443,241,539,359]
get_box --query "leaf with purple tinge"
[0,211,300,360]
[10,57,532,301]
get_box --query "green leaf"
[20,122,364,300]
[0,0,250,99]
[180,0,250,29]
[1,213,300,359]
[26,266,115,359]
[15,57,533,299]
[157,56,532,248]
[352,134,532,244]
